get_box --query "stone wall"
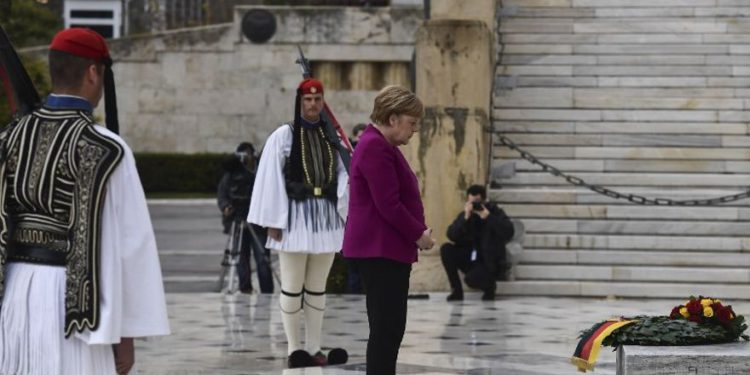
[47,5,421,153]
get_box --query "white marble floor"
[133,293,750,374]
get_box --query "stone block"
[521,233,746,251]
[596,55,706,65]
[502,55,597,65]
[501,33,597,44]
[617,344,750,375]
[502,158,603,172]
[514,7,594,18]
[597,34,702,44]
[495,280,581,296]
[574,66,731,77]
[576,96,741,110]
[575,44,728,55]
[574,0,715,7]
[594,8,694,17]
[576,146,750,160]
[501,0,572,7]
[516,76,598,87]
[500,65,573,76]
[493,120,576,133]
[576,250,750,268]
[495,88,574,108]
[502,133,602,146]
[574,122,746,135]
[500,19,574,33]
[573,21,727,34]
[709,77,750,87]
[494,109,601,121]
[603,159,727,173]
[494,146,574,159]
[598,77,707,87]
[704,34,750,43]
[600,110,717,122]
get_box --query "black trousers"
[357,258,412,375]
[440,243,473,293]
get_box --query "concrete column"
[382,62,410,88]
[405,18,493,292]
[348,62,377,91]
[313,62,343,90]
[429,0,496,30]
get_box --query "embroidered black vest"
[284,121,338,203]
[0,107,124,337]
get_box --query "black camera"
[472,202,484,211]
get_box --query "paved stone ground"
[131,293,750,375]
[144,200,750,374]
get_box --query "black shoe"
[327,348,349,365]
[288,350,313,368]
[447,290,464,301]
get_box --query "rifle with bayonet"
[0,24,41,121]
[295,45,352,172]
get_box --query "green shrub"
[326,254,349,294]
[134,153,227,194]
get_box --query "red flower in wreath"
[686,299,703,315]
[669,306,682,319]
[716,306,734,325]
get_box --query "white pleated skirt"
[0,263,116,375]
[266,198,345,254]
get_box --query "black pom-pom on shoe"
[288,350,313,368]
[327,348,349,365]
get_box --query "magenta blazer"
[342,124,427,264]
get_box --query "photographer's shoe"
[446,290,463,301]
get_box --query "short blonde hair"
[370,85,424,126]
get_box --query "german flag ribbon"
[571,318,637,373]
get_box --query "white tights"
[278,252,335,355]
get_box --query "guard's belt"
[8,244,66,266]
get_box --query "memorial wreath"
[571,296,749,372]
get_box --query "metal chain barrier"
[495,133,750,206]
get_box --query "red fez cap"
[298,78,324,95]
[50,28,110,62]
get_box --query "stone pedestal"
[405,18,493,291]
[617,343,750,375]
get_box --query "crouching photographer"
[217,142,274,294]
[440,185,514,301]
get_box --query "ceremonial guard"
[248,78,348,368]
[0,28,170,375]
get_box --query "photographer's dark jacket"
[217,156,254,226]
[446,205,515,276]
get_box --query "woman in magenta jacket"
[342,85,435,375]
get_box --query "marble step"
[494,158,750,173]
[493,120,749,134]
[499,172,750,187]
[159,250,223,274]
[501,204,747,220]
[493,145,750,160]
[519,249,750,267]
[514,264,750,283]
[492,133,750,147]
[521,233,750,252]
[521,218,750,236]
[493,108,750,123]
[494,280,750,299]
[501,54,750,66]
[489,187,750,205]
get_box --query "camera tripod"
[216,219,280,294]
